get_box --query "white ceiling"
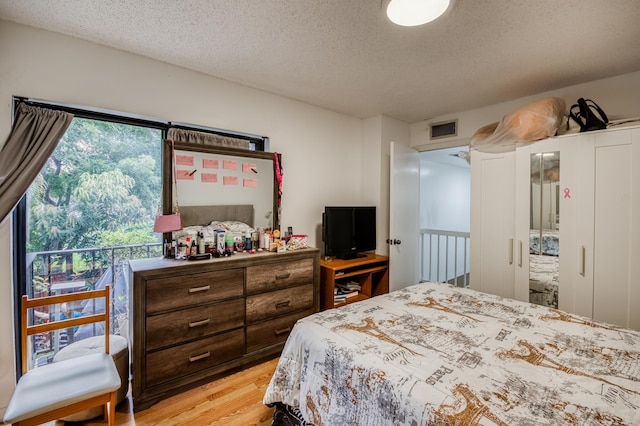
[1,0,639,123]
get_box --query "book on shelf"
[334,294,347,304]
[336,281,361,291]
[334,287,359,299]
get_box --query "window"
[18,112,164,367]
[13,99,268,370]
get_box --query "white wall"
[0,20,367,410]
[410,71,640,150]
[419,157,470,232]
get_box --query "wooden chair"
[3,285,121,426]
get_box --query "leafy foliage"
[27,118,162,252]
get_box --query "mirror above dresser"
[162,139,280,231]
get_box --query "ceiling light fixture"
[386,0,451,26]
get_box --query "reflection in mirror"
[162,140,279,231]
[529,151,560,308]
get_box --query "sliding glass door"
[18,114,163,367]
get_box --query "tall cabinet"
[471,125,640,330]
[470,149,516,299]
[560,126,640,329]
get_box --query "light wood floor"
[47,358,279,426]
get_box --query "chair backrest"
[21,285,111,374]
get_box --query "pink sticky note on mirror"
[176,155,194,166]
[243,178,257,188]
[201,173,217,183]
[243,163,257,173]
[223,160,238,170]
[223,176,238,185]
[203,159,218,169]
[176,169,195,180]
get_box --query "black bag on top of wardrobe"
[569,97,609,132]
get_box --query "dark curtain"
[0,103,74,224]
[167,127,250,149]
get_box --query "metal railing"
[26,242,161,366]
[420,229,470,287]
[27,243,162,296]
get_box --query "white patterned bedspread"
[264,282,640,425]
[530,229,559,256]
[529,254,559,308]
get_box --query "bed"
[529,254,559,308]
[179,204,254,228]
[529,229,559,256]
[172,204,255,254]
[264,282,640,425]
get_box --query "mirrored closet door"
[528,151,560,308]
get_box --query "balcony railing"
[26,242,162,367]
[420,229,470,287]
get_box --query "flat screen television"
[322,206,376,259]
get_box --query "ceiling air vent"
[430,119,457,140]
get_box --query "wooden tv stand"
[320,253,389,310]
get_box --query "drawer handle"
[189,318,211,328]
[275,327,291,335]
[189,285,211,293]
[189,351,211,362]
[275,272,291,280]
[275,300,291,309]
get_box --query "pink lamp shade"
[153,213,182,233]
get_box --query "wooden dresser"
[128,248,320,410]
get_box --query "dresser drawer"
[246,309,313,353]
[146,268,244,313]
[246,284,313,323]
[246,258,314,294]
[145,329,245,387]
[146,298,245,351]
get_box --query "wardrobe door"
[513,144,531,302]
[515,139,561,307]
[561,127,640,330]
[558,134,590,317]
[470,150,515,299]
[591,127,640,329]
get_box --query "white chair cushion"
[54,335,128,362]
[3,352,121,424]
[53,335,129,422]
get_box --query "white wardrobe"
[469,149,516,300]
[471,125,640,330]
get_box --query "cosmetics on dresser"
[225,232,234,252]
[251,231,259,250]
[245,231,252,251]
[234,233,245,252]
[258,227,265,250]
[177,241,187,259]
[197,232,205,254]
[215,230,225,255]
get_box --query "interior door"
[389,141,419,291]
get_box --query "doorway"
[419,146,470,286]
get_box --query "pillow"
[209,220,254,233]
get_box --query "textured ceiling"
[1,0,639,123]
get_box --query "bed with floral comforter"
[264,282,640,425]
